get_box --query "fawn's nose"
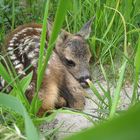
[79,75,92,88]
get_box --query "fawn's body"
[0,19,93,115]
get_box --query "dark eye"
[65,58,76,67]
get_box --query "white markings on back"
[8,50,14,55]
[9,43,14,46]
[0,27,44,92]
[28,51,35,58]
[14,34,19,37]
[10,40,14,43]
[12,36,17,40]
[10,55,16,60]
[15,63,23,69]
[8,47,13,51]
[6,27,44,76]
[24,36,32,42]
[18,70,26,75]
[24,45,30,52]
[13,60,20,65]
[31,59,38,67]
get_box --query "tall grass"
[11,0,15,30]
[0,0,140,139]
[132,36,140,104]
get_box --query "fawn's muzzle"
[78,75,92,88]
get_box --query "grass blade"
[0,93,39,140]
[109,60,127,118]
[102,0,120,39]
[11,0,15,30]
[0,62,12,85]
[87,79,108,107]
[37,0,50,92]
[39,0,71,89]
[31,0,71,114]
[37,0,71,91]
[132,36,140,104]
[10,72,33,96]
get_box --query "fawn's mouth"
[79,79,91,88]
[80,82,89,88]
[78,76,92,88]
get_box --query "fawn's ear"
[59,30,71,42]
[55,30,71,52]
[77,16,95,39]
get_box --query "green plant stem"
[11,0,15,30]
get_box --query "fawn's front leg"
[38,83,67,116]
[37,74,59,116]
[61,70,86,110]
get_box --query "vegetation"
[0,0,140,139]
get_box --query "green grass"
[0,0,140,139]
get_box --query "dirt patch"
[40,80,136,139]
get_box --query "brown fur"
[3,19,93,116]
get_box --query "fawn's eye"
[65,58,76,67]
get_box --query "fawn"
[0,18,93,116]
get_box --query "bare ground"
[40,80,137,140]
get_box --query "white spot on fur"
[9,43,14,46]
[27,27,33,30]
[10,55,16,60]
[18,70,26,75]
[28,51,35,58]
[14,34,19,37]
[12,36,17,40]
[18,44,24,55]
[36,28,42,32]
[8,50,14,55]
[24,38,31,44]
[28,40,34,45]
[8,47,13,51]
[24,45,29,52]
[21,29,27,33]
[15,63,23,69]
[9,40,14,43]
[13,60,20,65]
[27,85,32,90]
[31,59,37,66]
[19,28,29,34]
[20,27,33,33]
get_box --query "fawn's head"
[55,18,94,88]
